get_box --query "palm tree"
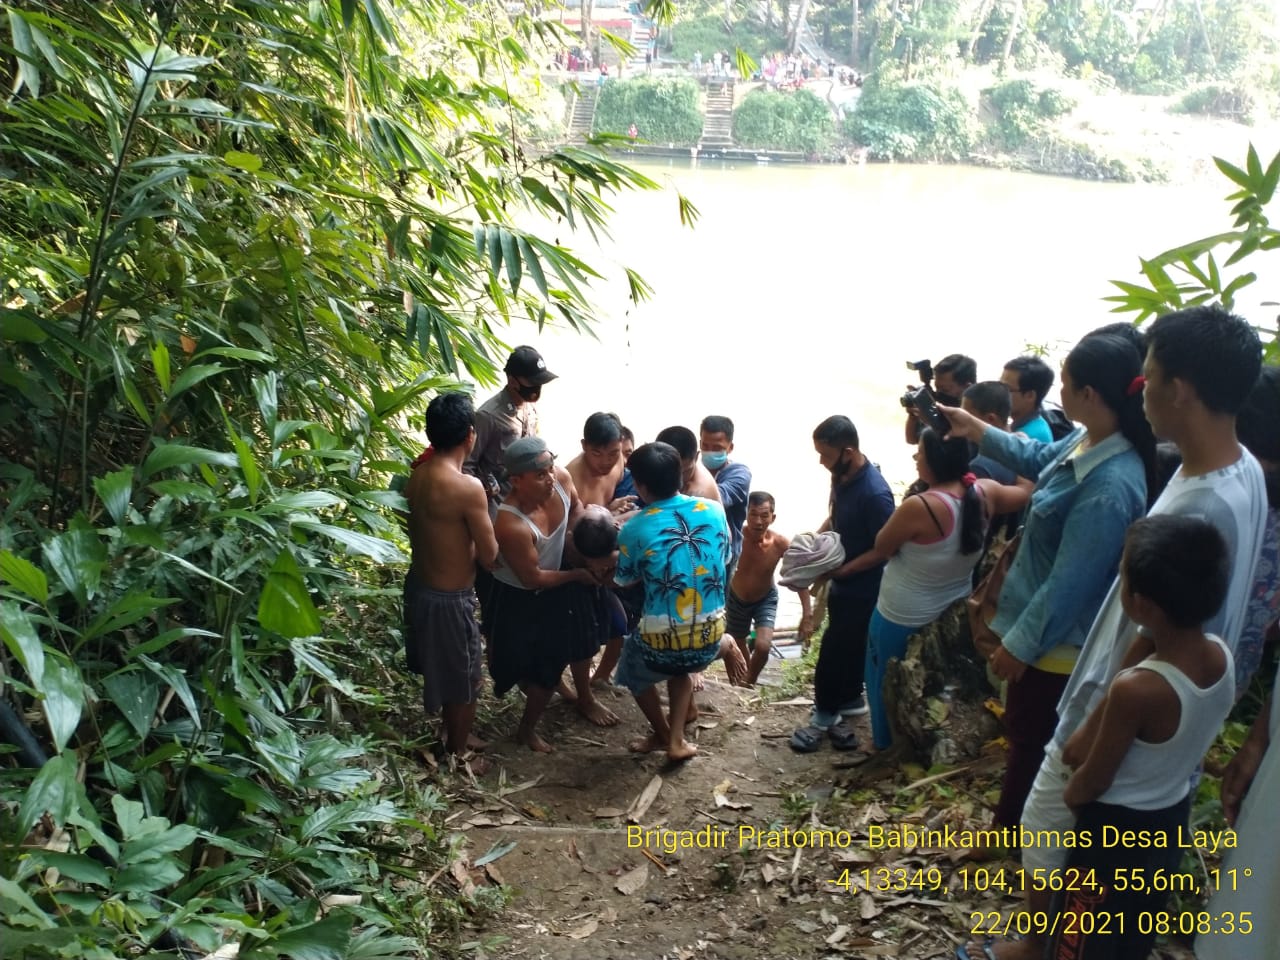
[660,511,713,563]
[653,564,690,635]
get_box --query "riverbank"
[559,65,1280,185]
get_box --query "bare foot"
[576,696,620,727]
[628,733,668,753]
[667,741,698,762]
[691,670,705,692]
[556,679,578,703]
[518,729,554,753]
[960,935,1043,960]
[590,674,615,690]
[466,734,489,752]
[685,700,700,724]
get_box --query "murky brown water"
[484,160,1268,628]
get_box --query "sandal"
[955,941,996,960]
[789,725,826,753]
[828,721,860,751]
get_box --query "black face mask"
[516,384,541,402]
[830,452,852,480]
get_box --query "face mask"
[830,452,852,479]
[701,451,728,470]
[516,384,541,402]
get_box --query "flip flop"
[828,720,860,751]
[789,725,826,753]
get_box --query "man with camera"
[902,354,977,445]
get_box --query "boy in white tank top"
[1046,515,1234,960]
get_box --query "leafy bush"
[982,79,1077,148]
[846,81,975,162]
[732,88,838,155]
[593,75,704,145]
[666,14,780,67]
[1172,83,1260,124]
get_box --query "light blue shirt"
[981,427,1147,666]
[615,494,731,635]
[1011,411,1054,444]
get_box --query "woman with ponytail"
[941,331,1155,838]
[851,429,1029,751]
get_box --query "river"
[485,160,1270,629]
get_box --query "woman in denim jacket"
[943,332,1156,835]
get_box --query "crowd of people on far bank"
[403,308,1280,960]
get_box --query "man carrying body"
[728,491,812,685]
[956,306,1267,960]
[656,425,723,503]
[1000,355,1056,443]
[613,442,748,762]
[464,345,557,512]
[404,393,499,770]
[699,415,751,581]
[487,437,609,750]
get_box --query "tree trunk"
[1191,0,1216,68]
[999,0,1022,69]
[851,0,859,68]
[579,0,593,43]
[786,0,811,54]
[966,0,994,61]
[1135,0,1166,48]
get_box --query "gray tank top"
[493,480,570,589]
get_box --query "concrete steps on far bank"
[567,85,598,144]
[700,79,735,150]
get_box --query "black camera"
[906,359,933,384]
[900,383,951,435]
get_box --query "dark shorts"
[403,580,483,714]
[486,578,609,695]
[613,582,644,633]
[725,585,779,639]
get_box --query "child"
[1050,515,1234,960]
[727,492,812,685]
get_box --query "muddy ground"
[428,651,1197,960]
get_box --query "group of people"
[403,306,1280,959]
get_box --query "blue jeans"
[865,608,918,749]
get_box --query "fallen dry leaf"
[819,907,838,926]
[450,859,477,898]
[566,919,598,940]
[521,802,551,821]
[858,892,881,920]
[826,924,850,945]
[484,863,505,886]
[614,863,648,896]
[626,775,663,823]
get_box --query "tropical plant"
[593,74,704,144]
[1104,143,1279,350]
[0,0,661,955]
[846,79,974,161]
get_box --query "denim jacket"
[982,427,1147,667]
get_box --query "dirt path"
[432,652,1201,960]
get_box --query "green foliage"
[1172,83,1261,125]
[0,1,656,956]
[1105,144,1280,342]
[593,75,704,145]
[731,89,837,155]
[665,14,781,67]
[846,81,975,162]
[982,79,1077,149]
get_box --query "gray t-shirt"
[1051,448,1267,752]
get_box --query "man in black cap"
[465,345,557,514]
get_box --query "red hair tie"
[961,472,977,487]
[1126,375,1146,397]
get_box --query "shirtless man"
[656,425,723,504]
[488,437,612,749]
[565,412,640,690]
[404,393,499,769]
[728,492,813,685]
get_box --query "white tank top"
[876,492,983,627]
[1100,636,1235,810]
[493,481,570,589]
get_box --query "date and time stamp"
[626,823,1258,937]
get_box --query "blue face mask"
[701,450,729,470]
